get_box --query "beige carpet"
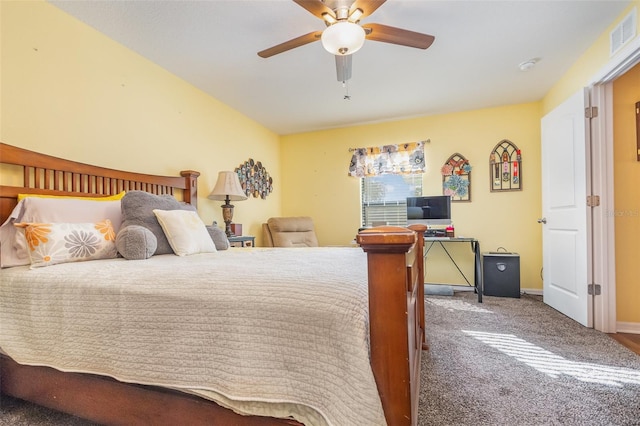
[418,291,640,425]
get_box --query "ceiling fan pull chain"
[343,80,351,100]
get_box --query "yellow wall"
[281,103,543,290]
[543,1,640,114]
[0,0,281,242]
[613,62,640,323]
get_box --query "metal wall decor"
[490,139,522,191]
[441,153,472,202]
[234,158,273,199]
[636,102,640,161]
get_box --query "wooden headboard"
[0,142,199,223]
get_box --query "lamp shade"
[208,171,248,202]
[321,21,366,55]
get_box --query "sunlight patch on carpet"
[426,298,493,313]
[463,330,640,388]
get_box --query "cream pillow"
[14,220,118,268]
[152,209,216,256]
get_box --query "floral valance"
[348,141,425,177]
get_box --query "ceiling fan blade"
[335,55,353,82]
[292,0,334,19]
[363,23,435,50]
[258,31,323,58]
[350,0,386,20]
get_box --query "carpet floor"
[1,291,639,425]
[418,291,640,425]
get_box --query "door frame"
[588,36,640,332]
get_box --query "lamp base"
[221,204,235,237]
[224,222,235,237]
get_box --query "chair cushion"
[267,216,319,247]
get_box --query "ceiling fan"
[258,0,435,82]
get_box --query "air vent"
[610,8,637,56]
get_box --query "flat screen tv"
[406,195,452,226]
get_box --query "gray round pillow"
[116,225,157,260]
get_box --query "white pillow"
[152,209,216,256]
[15,220,118,268]
[0,197,123,268]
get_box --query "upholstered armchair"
[262,216,319,247]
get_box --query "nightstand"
[228,235,255,247]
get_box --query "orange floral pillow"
[14,220,117,268]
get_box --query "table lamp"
[208,171,248,237]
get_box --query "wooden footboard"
[0,142,426,426]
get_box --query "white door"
[540,88,592,327]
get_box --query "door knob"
[537,218,547,224]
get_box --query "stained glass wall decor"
[490,140,522,192]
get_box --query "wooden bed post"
[180,170,200,208]
[408,224,428,352]
[357,225,426,426]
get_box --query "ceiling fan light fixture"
[321,21,366,55]
[322,12,337,25]
[349,8,364,23]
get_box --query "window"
[361,174,423,227]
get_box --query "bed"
[0,142,427,426]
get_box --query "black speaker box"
[482,252,520,298]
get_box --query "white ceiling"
[49,0,631,135]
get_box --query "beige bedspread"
[0,247,386,426]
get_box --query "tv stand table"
[424,237,483,303]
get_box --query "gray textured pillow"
[120,191,193,255]
[206,225,230,250]
[116,225,157,260]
